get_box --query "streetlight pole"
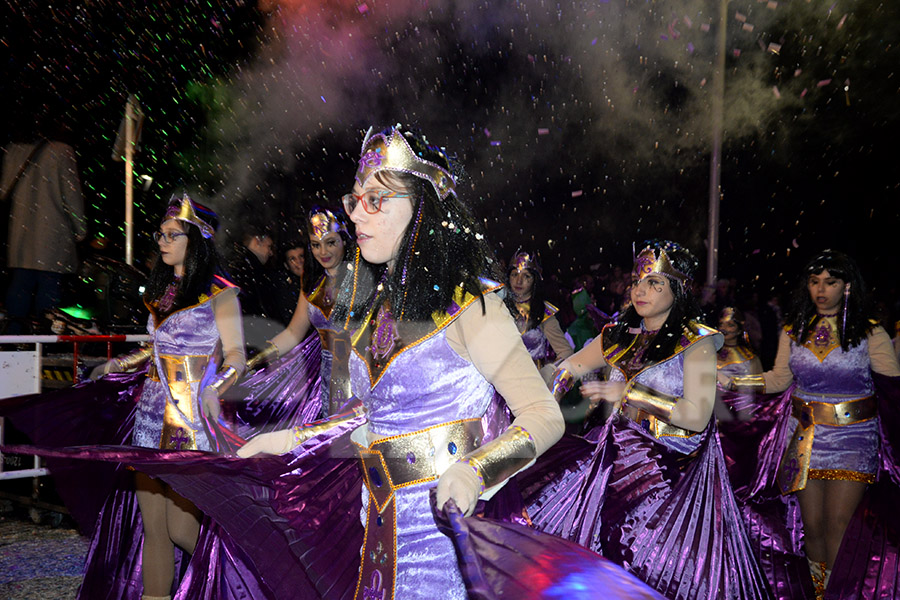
[707,0,728,286]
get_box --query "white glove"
[200,386,221,421]
[89,359,121,381]
[237,429,294,458]
[436,462,482,517]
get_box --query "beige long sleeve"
[867,326,900,376]
[268,293,313,356]
[668,336,717,432]
[557,334,610,380]
[211,288,247,376]
[445,293,564,455]
[761,330,796,393]
[541,315,574,360]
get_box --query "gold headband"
[163,194,215,239]
[510,250,542,278]
[355,127,456,199]
[308,208,348,242]
[632,246,689,286]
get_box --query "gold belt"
[620,404,697,438]
[778,394,876,495]
[354,418,482,511]
[790,394,876,428]
[319,329,352,360]
[353,418,482,600]
[147,354,210,383]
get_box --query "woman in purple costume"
[535,240,773,599]
[240,205,356,423]
[722,250,900,598]
[89,193,246,600]
[506,249,574,371]
[238,125,566,599]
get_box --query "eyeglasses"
[342,190,410,215]
[153,231,188,244]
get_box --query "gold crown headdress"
[509,249,542,278]
[307,207,349,242]
[355,127,456,200]
[632,245,690,287]
[163,193,216,239]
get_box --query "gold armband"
[459,425,537,494]
[292,404,365,447]
[206,365,239,395]
[622,381,679,421]
[549,367,575,402]
[731,374,766,393]
[246,341,280,371]
[114,345,153,371]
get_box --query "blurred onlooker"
[1,123,87,334]
[225,223,280,349]
[272,236,309,326]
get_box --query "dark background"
[2,0,897,308]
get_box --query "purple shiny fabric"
[133,302,222,451]
[233,333,324,437]
[432,494,668,600]
[521,413,773,600]
[521,325,551,362]
[350,324,497,598]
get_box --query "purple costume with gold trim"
[516,300,559,365]
[308,273,354,416]
[520,321,774,599]
[133,277,236,451]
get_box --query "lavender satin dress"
[132,299,221,451]
[787,338,878,475]
[350,320,495,600]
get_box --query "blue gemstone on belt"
[368,466,383,488]
[406,452,416,464]
[448,442,457,455]
[376,516,383,526]
[844,411,850,417]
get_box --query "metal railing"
[0,334,149,482]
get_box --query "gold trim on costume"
[459,425,537,492]
[808,469,876,484]
[620,404,698,438]
[622,381,680,421]
[154,354,211,450]
[731,373,766,392]
[777,394,877,494]
[115,345,153,371]
[550,367,574,402]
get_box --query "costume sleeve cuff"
[206,365,238,395]
[292,404,364,447]
[549,367,575,402]
[246,341,280,371]
[114,345,153,371]
[731,374,766,392]
[460,425,537,494]
[623,381,680,421]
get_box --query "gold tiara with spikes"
[307,208,348,242]
[355,127,456,199]
[510,249,542,278]
[163,193,215,239]
[632,246,690,286]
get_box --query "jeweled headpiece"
[355,126,456,199]
[307,207,349,242]
[719,307,745,328]
[509,249,542,279]
[163,193,216,239]
[632,244,690,287]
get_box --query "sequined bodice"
[789,328,872,397]
[148,301,220,357]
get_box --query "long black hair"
[333,127,502,328]
[604,240,705,363]
[787,250,873,350]
[143,199,224,314]
[506,254,547,330]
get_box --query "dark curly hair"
[787,250,873,350]
[143,196,225,315]
[333,127,503,329]
[604,240,705,363]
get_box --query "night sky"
[2,0,898,304]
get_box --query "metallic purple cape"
[519,414,773,600]
[431,494,668,600]
[5,413,365,599]
[232,332,325,436]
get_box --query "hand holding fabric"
[201,386,222,421]
[436,461,482,517]
[581,380,626,405]
[236,429,293,458]
[89,359,122,381]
